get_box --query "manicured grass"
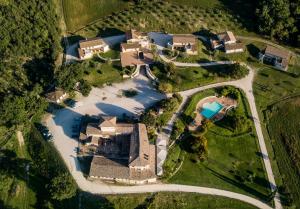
[100,46,121,59]
[166,89,271,202]
[63,0,131,31]
[82,192,259,209]
[265,97,300,208]
[83,61,123,87]
[152,64,233,92]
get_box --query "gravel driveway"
[46,72,165,179]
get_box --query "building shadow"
[95,102,135,117]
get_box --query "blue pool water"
[201,101,223,119]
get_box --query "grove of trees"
[256,0,300,43]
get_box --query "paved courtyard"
[46,72,165,183]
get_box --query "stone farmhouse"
[259,45,290,71]
[81,115,156,184]
[125,29,150,48]
[210,31,244,54]
[78,37,109,60]
[120,29,153,68]
[168,34,198,55]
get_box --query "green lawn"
[100,45,121,59]
[82,192,259,209]
[175,40,211,63]
[165,89,271,203]
[63,0,131,31]
[83,60,124,87]
[152,64,235,92]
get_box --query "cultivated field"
[63,0,131,31]
[72,0,257,37]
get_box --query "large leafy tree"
[256,0,297,41]
[47,173,77,201]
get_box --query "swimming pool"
[201,101,223,119]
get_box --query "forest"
[0,0,61,128]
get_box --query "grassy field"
[82,192,259,209]
[265,97,300,208]
[253,67,300,109]
[63,0,131,31]
[165,88,271,203]
[0,125,79,209]
[152,64,236,92]
[0,129,36,209]
[254,67,300,207]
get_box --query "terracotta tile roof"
[79,37,105,49]
[125,29,148,40]
[218,31,237,43]
[86,123,101,136]
[129,124,151,167]
[120,50,153,67]
[121,43,140,51]
[224,42,244,51]
[85,116,156,181]
[99,116,117,127]
[265,45,290,59]
[173,34,196,44]
[89,156,130,179]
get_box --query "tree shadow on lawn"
[246,44,261,58]
[96,27,125,38]
[219,0,258,33]
[203,165,271,202]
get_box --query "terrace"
[189,95,237,130]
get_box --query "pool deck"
[189,96,237,131]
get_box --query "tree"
[47,173,77,201]
[141,111,156,127]
[79,79,92,97]
[191,134,208,160]
[220,86,240,99]
[158,82,173,93]
[229,63,248,79]
[55,63,84,92]
[165,62,176,78]
[256,0,297,41]
[0,96,27,127]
